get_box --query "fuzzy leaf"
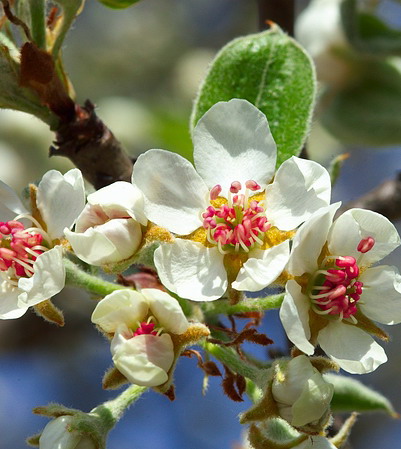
[321,59,401,146]
[341,0,401,56]
[191,26,316,169]
[325,373,398,416]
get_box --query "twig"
[337,172,401,222]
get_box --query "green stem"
[202,341,265,385]
[93,385,148,425]
[52,0,82,57]
[29,0,46,49]
[64,258,128,297]
[202,294,284,315]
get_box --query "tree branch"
[338,172,401,222]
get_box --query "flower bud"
[271,355,333,430]
[92,288,190,387]
[65,182,147,266]
[39,416,96,449]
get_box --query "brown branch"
[257,0,295,35]
[19,42,133,189]
[1,0,32,41]
[337,172,401,222]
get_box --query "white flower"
[295,0,351,87]
[271,355,333,428]
[0,169,85,319]
[39,416,96,449]
[133,99,331,301]
[65,181,147,266]
[280,204,401,374]
[92,288,189,386]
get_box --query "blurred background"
[0,0,401,448]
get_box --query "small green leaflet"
[191,26,316,169]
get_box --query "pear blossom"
[39,416,96,449]
[0,169,85,319]
[271,355,333,429]
[133,99,331,301]
[65,181,147,266]
[280,204,401,374]
[92,288,189,386]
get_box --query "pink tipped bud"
[230,181,242,194]
[245,180,261,191]
[210,185,222,201]
[335,256,356,268]
[357,237,375,253]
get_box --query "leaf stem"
[202,341,267,385]
[201,294,284,315]
[64,258,128,297]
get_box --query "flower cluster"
[4,99,401,449]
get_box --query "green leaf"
[52,0,83,57]
[97,0,142,8]
[321,59,401,146]
[325,373,398,416]
[341,0,401,56]
[191,26,316,169]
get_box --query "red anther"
[210,185,222,201]
[357,237,375,253]
[346,264,359,279]
[0,248,16,260]
[353,281,363,295]
[326,269,346,283]
[335,256,356,268]
[327,284,347,300]
[245,180,261,191]
[230,181,242,194]
[133,322,157,337]
[202,206,216,219]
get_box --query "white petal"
[17,246,65,307]
[0,179,28,222]
[265,157,332,230]
[91,289,149,333]
[0,283,28,319]
[279,280,315,354]
[65,219,142,266]
[328,209,401,265]
[359,265,401,325]
[132,149,209,234]
[296,436,337,449]
[318,321,387,374]
[291,372,334,427]
[288,203,341,276]
[141,288,189,334]
[232,240,290,291]
[37,169,85,240]
[86,181,147,225]
[193,99,276,193]
[154,239,227,301]
[112,331,174,387]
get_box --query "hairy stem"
[29,0,46,49]
[202,294,284,315]
[64,258,128,297]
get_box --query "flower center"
[202,180,270,254]
[309,237,375,323]
[0,216,50,285]
[133,321,158,336]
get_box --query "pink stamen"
[335,256,356,268]
[357,237,375,253]
[230,181,242,194]
[133,322,157,337]
[245,180,261,191]
[0,220,45,281]
[210,185,222,201]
